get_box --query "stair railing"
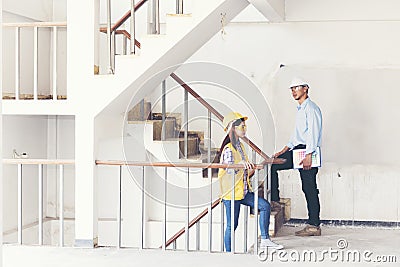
[152,73,285,252]
[2,22,67,101]
[170,73,273,162]
[96,159,283,254]
[101,0,185,74]
[102,0,149,74]
[3,158,74,247]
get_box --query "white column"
[67,0,98,102]
[67,0,99,247]
[0,3,3,255]
[74,114,98,247]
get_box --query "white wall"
[3,0,53,21]
[188,21,400,164]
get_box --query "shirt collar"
[297,97,310,110]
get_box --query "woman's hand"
[239,160,255,169]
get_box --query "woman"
[218,112,283,252]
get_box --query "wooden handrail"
[170,73,275,162]
[96,159,285,168]
[161,198,221,249]
[2,22,67,28]
[99,0,147,50]
[111,0,148,32]
[99,29,141,49]
[3,159,74,165]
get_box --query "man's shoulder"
[305,99,321,112]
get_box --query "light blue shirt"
[287,98,322,155]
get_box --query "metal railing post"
[243,205,248,253]
[176,0,184,14]
[184,90,188,158]
[162,80,166,141]
[207,111,212,252]
[33,26,38,100]
[122,35,127,55]
[141,166,145,249]
[59,164,64,247]
[52,26,58,100]
[254,169,259,256]
[18,164,23,244]
[221,202,224,252]
[38,164,43,245]
[130,0,136,54]
[150,0,160,34]
[185,168,189,251]
[117,165,122,248]
[106,0,114,74]
[196,221,200,250]
[267,164,271,202]
[15,27,20,100]
[230,172,235,254]
[111,30,116,71]
[162,167,167,250]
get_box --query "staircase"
[116,93,289,251]
[93,0,250,117]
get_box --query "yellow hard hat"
[222,112,248,131]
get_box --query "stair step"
[127,101,152,121]
[178,130,204,141]
[172,137,200,158]
[152,112,182,128]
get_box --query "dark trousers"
[271,145,321,226]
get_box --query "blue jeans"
[222,192,271,252]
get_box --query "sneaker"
[260,238,284,250]
[271,201,281,212]
[295,225,321,237]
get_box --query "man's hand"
[273,146,289,158]
[300,153,312,170]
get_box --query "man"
[272,77,322,236]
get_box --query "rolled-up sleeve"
[305,105,322,155]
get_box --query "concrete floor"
[3,225,400,267]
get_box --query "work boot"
[295,225,321,236]
[271,201,281,212]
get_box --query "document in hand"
[292,147,321,169]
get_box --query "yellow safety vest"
[218,142,253,200]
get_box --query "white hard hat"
[289,77,309,89]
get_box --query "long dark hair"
[216,118,244,162]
